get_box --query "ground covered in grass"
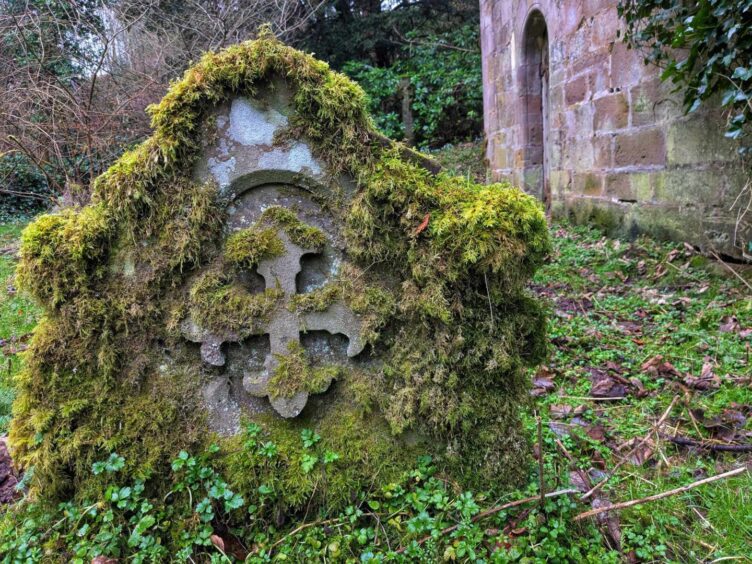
[0,222,39,435]
[0,219,750,561]
[529,224,751,561]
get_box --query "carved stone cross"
[182,227,364,418]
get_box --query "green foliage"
[2,219,751,560]
[343,23,482,148]
[619,0,752,150]
[530,222,752,560]
[429,142,488,184]
[299,1,478,70]
[0,448,619,562]
[0,449,246,561]
[0,154,56,219]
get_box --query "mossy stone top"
[11,33,551,512]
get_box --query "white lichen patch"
[228,97,288,146]
[258,142,322,175]
[207,156,236,188]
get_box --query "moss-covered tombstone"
[10,34,551,514]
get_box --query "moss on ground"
[9,32,550,518]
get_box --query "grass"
[529,223,751,560]
[0,222,39,434]
[0,215,750,560]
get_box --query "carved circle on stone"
[181,183,365,419]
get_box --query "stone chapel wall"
[480,0,750,260]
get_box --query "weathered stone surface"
[614,128,666,167]
[480,0,751,260]
[594,93,628,131]
[8,38,554,524]
[169,90,374,424]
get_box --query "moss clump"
[289,264,397,346]
[11,32,550,517]
[11,324,205,501]
[267,341,343,399]
[188,269,283,335]
[223,226,285,269]
[223,372,421,513]
[16,204,113,307]
[259,206,327,250]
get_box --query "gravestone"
[11,36,551,508]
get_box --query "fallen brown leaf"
[211,534,225,551]
[719,315,741,334]
[531,366,556,396]
[641,355,682,379]
[414,213,430,236]
[589,368,626,399]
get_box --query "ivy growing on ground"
[0,443,620,562]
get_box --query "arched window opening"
[521,10,550,210]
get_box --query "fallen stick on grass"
[573,466,748,522]
[664,435,752,453]
[710,251,752,292]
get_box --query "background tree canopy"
[0,0,481,215]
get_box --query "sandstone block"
[666,114,741,166]
[574,172,603,196]
[565,74,591,106]
[614,128,666,167]
[594,93,629,131]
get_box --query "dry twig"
[663,435,752,453]
[574,467,748,521]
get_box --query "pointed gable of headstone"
[11,33,552,508]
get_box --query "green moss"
[188,269,283,336]
[267,341,343,399]
[222,372,422,513]
[16,204,113,307]
[224,226,285,269]
[11,341,206,501]
[259,206,327,250]
[289,284,339,313]
[10,32,550,517]
[289,265,397,345]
